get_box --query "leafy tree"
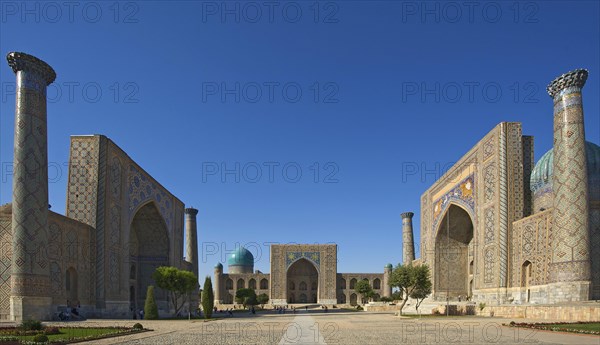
[201,276,214,319]
[152,266,198,316]
[355,280,373,304]
[144,285,159,319]
[235,288,257,308]
[409,266,432,315]
[389,264,432,315]
[391,291,403,301]
[257,293,269,308]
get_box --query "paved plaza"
[42,310,599,345]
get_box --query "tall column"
[383,264,392,298]
[7,52,56,321]
[547,69,591,301]
[185,208,199,279]
[401,212,415,265]
[214,263,223,304]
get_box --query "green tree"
[201,276,214,319]
[389,264,432,315]
[257,293,269,308]
[409,266,432,315]
[235,288,257,308]
[144,285,159,320]
[355,280,373,304]
[152,266,198,316]
[391,290,403,301]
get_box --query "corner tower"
[547,69,591,301]
[6,52,56,321]
[401,212,415,265]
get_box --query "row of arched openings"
[339,278,381,290]
[225,278,269,290]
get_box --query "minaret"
[383,264,393,298]
[7,52,56,321]
[401,212,415,265]
[185,208,199,279]
[214,263,223,305]
[547,69,591,301]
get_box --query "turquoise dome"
[530,141,600,199]
[214,262,223,269]
[385,263,393,269]
[227,247,254,266]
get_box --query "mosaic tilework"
[484,163,496,203]
[432,175,475,231]
[285,252,320,269]
[551,83,591,282]
[10,59,54,298]
[483,136,495,161]
[484,208,495,244]
[0,216,12,317]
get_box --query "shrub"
[20,319,43,331]
[133,323,143,330]
[478,302,486,311]
[32,334,49,343]
[43,326,60,335]
[201,276,214,319]
[144,285,159,320]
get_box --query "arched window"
[373,278,381,289]
[350,293,357,306]
[260,278,268,289]
[225,278,233,290]
[350,278,357,289]
[237,279,245,290]
[130,264,136,280]
[340,278,346,289]
[290,281,295,290]
[299,281,307,291]
[249,279,256,290]
[311,281,317,290]
[339,293,346,304]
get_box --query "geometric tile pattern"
[550,81,591,282]
[270,245,337,303]
[285,252,320,270]
[484,207,495,244]
[432,175,475,232]
[9,55,55,299]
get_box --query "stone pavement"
[44,310,599,345]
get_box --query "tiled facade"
[214,244,390,306]
[2,53,197,321]
[417,70,600,304]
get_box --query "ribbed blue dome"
[385,263,393,269]
[530,141,600,197]
[227,247,254,266]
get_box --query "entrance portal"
[434,204,474,299]
[129,202,170,311]
[287,258,318,303]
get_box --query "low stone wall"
[474,305,600,321]
[432,304,476,316]
[363,304,402,312]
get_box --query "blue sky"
[1,1,599,279]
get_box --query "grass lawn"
[551,323,600,332]
[14,327,136,342]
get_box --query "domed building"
[531,141,600,212]
[413,69,600,305]
[213,245,392,305]
[227,247,255,274]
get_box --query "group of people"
[58,300,83,321]
[131,307,144,320]
[214,307,235,317]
